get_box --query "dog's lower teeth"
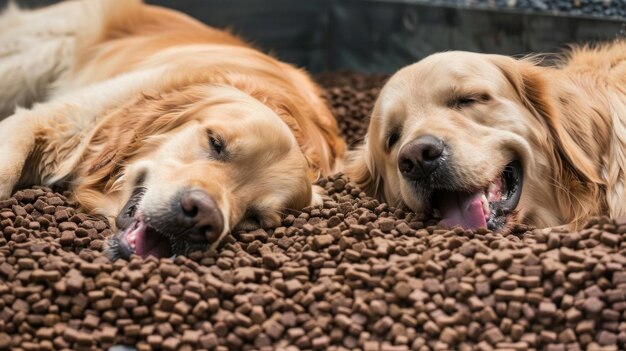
[481,194,490,217]
[486,183,497,202]
[128,231,137,246]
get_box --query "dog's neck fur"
[537,43,626,226]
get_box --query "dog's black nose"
[398,135,446,181]
[179,190,224,243]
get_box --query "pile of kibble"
[318,72,387,147]
[1,74,626,351]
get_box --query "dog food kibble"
[1,75,626,350]
[318,72,387,147]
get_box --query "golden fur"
[0,0,344,245]
[348,41,626,229]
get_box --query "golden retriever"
[348,42,626,231]
[0,0,345,259]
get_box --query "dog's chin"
[405,160,523,231]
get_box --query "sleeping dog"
[0,0,345,259]
[348,42,626,231]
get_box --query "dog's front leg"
[0,109,39,199]
[0,67,167,200]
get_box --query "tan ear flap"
[345,143,385,200]
[81,87,208,194]
[493,56,602,185]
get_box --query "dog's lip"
[485,160,523,230]
[493,161,523,211]
[115,188,173,259]
[431,160,523,231]
[115,187,146,230]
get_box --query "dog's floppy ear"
[345,142,385,200]
[492,56,602,185]
[79,87,209,202]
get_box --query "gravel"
[0,73,625,351]
[414,0,626,18]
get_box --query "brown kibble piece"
[582,297,604,314]
[163,337,180,351]
[393,281,412,299]
[265,320,284,339]
[313,234,334,249]
[182,330,201,344]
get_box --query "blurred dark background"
[1,0,624,73]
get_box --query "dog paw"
[310,185,328,207]
[0,178,13,200]
[0,167,19,200]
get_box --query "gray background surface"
[1,0,624,73]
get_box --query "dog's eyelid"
[448,92,491,109]
[210,136,223,150]
[133,170,147,187]
[244,206,263,221]
[206,129,227,159]
[385,127,401,152]
[238,207,266,230]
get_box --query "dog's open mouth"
[434,160,523,231]
[122,214,173,258]
[111,188,173,259]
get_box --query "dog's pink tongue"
[438,191,487,229]
[135,227,172,259]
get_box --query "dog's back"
[0,1,84,117]
[556,42,626,219]
[73,0,344,175]
[0,0,345,175]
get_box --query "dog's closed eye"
[448,93,491,109]
[385,128,401,152]
[234,207,263,231]
[207,130,227,160]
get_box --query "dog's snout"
[398,135,446,180]
[179,190,224,243]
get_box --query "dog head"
[79,85,316,259]
[348,51,602,231]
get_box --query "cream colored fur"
[348,42,626,229]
